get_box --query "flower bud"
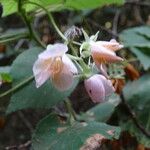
[84,74,114,103]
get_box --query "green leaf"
[120,26,150,47]
[131,47,150,70]
[0,66,12,83]
[32,114,121,150]
[119,26,150,70]
[1,0,124,17]
[80,94,120,122]
[123,73,150,108]
[7,47,78,113]
[65,0,123,10]
[0,0,17,17]
[121,74,150,147]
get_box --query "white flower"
[33,43,77,91]
[84,74,115,103]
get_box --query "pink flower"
[33,43,77,91]
[90,39,123,77]
[84,74,115,103]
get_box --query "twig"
[5,140,31,150]
[120,92,150,138]
[112,10,121,39]
[125,1,150,7]
[86,18,118,38]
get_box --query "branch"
[86,18,118,38]
[120,92,150,138]
[5,140,31,150]
[125,1,150,7]
[112,10,121,39]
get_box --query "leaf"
[32,114,121,150]
[123,73,150,108]
[1,0,123,17]
[0,0,17,17]
[131,47,150,70]
[120,26,150,47]
[119,26,150,70]
[7,47,78,113]
[80,94,120,122]
[121,74,150,147]
[0,66,12,83]
[65,0,123,10]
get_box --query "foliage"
[0,0,150,149]
[120,26,150,70]
[0,0,123,17]
[32,114,121,150]
[120,74,150,147]
[7,47,78,113]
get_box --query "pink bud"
[84,74,115,103]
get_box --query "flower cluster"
[33,31,123,103]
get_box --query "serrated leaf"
[32,114,121,150]
[7,47,78,113]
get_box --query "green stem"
[27,1,67,42]
[65,99,77,124]
[0,34,29,44]
[0,76,34,98]
[18,0,46,48]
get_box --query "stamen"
[50,57,63,74]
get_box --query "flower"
[84,74,115,103]
[90,39,123,77]
[33,43,77,91]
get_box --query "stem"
[49,13,68,41]
[0,76,34,98]
[27,1,67,42]
[65,99,77,123]
[18,0,46,48]
[0,34,29,44]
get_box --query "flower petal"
[97,75,115,97]
[39,43,68,59]
[51,65,74,91]
[95,39,123,51]
[62,55,78,74]
[99,64,109,78]
[84,75,105,103]
[91,45,123,64]
[33,58,51,88]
